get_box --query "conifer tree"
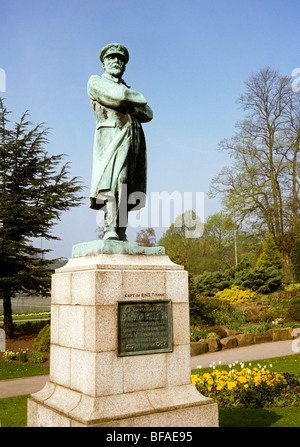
[256,234,283,270]
[0,99,84,337]
[290,240,300,282]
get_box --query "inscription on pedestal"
[117,300,173,356]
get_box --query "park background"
[2,0,300,260]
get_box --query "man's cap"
[100,43,129,64]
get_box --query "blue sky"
[2,0,300,259]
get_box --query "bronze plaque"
[117,300,173,356]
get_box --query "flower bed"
[192,362,300,408]
[3,348,28,362]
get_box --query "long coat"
[87,73,153,211]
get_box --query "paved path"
[190,339,298,369]
[0,340,298,399]
[0,375,50,399]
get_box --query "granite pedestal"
[27,243,218,427]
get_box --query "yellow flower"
[227,381,237,390]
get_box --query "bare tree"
[210,67,300,267]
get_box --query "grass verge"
[0,395,29,427]
[0,361,49,380]
[219,406,300,427]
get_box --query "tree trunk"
[2,289,14,339]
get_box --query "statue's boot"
[117,226,128,242]
[103,227,119,240]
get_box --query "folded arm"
[87,75,148,109]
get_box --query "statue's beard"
[106,64,125,79]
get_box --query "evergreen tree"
[0,99,84,337]
[290,240,300,282]
[256,234,283,270]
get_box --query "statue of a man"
[87,43,153,241]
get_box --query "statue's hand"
[132,104,153,123]
[124,88,147,107]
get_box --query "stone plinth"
[27,254,218,427]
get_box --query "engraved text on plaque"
[117,300,173,356]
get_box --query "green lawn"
[219,407,300,427]
[0,361,49,380]
[0,311,50,322]
[0,395,29,427]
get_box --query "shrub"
[214,304,249,329]
[206,332,219,339]
[193,259,283,298]
[215,285,256,304]
[234,266,283,294]
[225,257,252,279]
[255,306,288,323]
[33,324,50,352]
[285,303,300,322]
[189,296,225,326]
[190,326,207,341]
[193,271,231,297]
[15,320,50,335]
[28,351,45,364]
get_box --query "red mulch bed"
[1,330,50,367]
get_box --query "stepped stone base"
[27,253,218,427]
[28,382,218,427]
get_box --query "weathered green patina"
[72,239,165,257]
[87,43,153,242]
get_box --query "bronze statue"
[87,43,153,241]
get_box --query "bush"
[193,259,283,298]
[193,271,231,297]
[239,322,273,334]
[225,258,252,279]
[214,304,249,329]
[206,332,219,339]
[190,326,208,341]
[28,351,45,364]
[234,267,283,294]
[285,303,300,322]
[189,296,225,326]
[15,320,49,335]
[33,324,50,352]
[254,306,289,323]
[215,285,256,304]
